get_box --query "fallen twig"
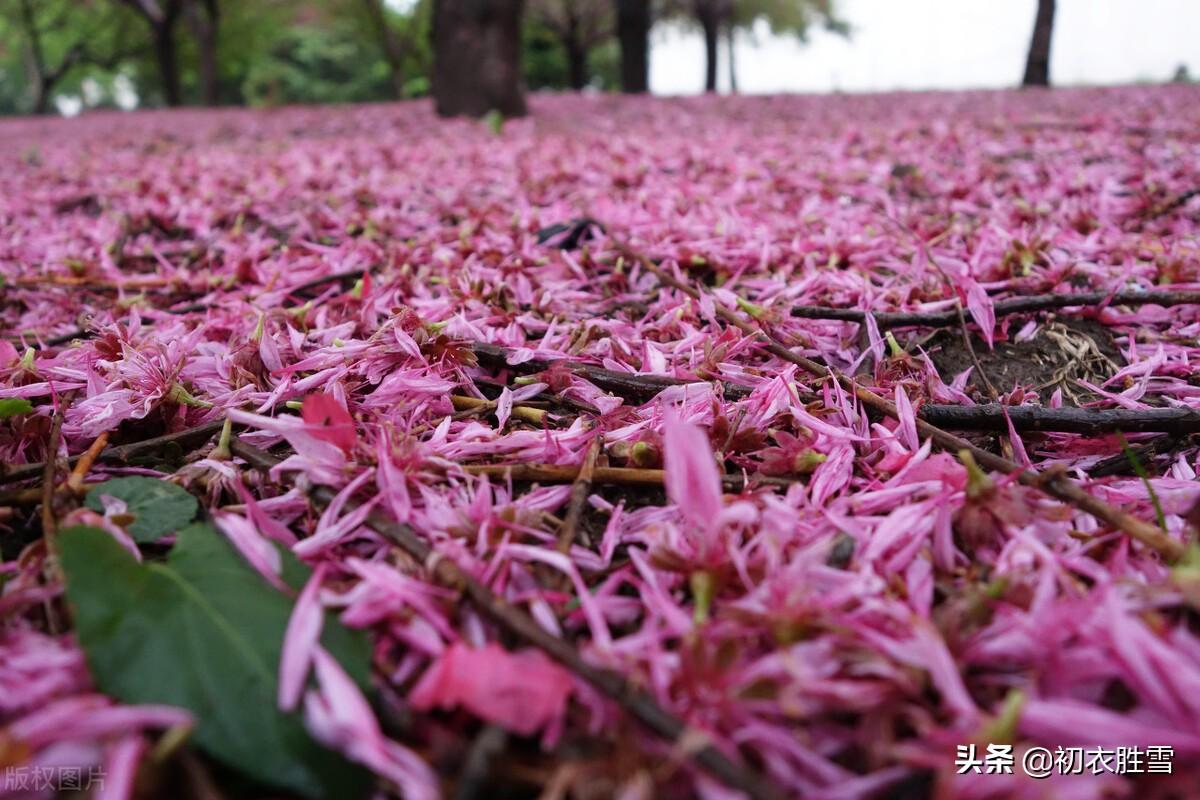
[920,404,1200,434]
[453,725,509,800]
[789,290,1200,329]
[470,342,755,402]
[556,432,602,552]
[451,394,549,426]
[1087,434,1195,478]
[40,392,75,550]
[461,462,792,491]
[67,433,110,495]
[1,419,225,487]
[284,269,367,297]
[619,242,1187,561]
[229,438,783,800]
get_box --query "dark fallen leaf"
[535,217,604,250]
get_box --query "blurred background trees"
[0,0,852,116]
[0,0,1087,118]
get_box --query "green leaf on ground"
[60,524,372,799]
[83,476,199,542]
[0,398,33,419]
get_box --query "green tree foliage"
[527,0,615,90]
[524,7,619,92]
[730,0,847,38]
[663,0,846,91]
[0,0,139,113]
[242,23,398,106]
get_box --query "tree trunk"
[362,0,406,98]
[154,25,183,106]
[614,0,649,94]
[725,22,737,93]
[187,0,220,105]
[31,80,51,115]
[1022,0,1055,87]
[432,0,526,118]
[18,0,49,114]
[698,5,719,92]
[565,39,588,90]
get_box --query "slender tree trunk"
[154,25,182,106]
[186,0,220,105]
[615,0,649,94]
[362,0,406,98]
[725,22,737,93]
[432,0,526,117]
[565,39,588,90]
[120,0,184,106]
[697,4,719,92]
[1022,0,1055,87]
[18,0,49,113]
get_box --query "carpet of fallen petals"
[2,86,1200,799]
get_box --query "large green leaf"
[83,476,198,542]
[60,524,372,799]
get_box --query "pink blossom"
[409,642,573,739]
[278,564,327,711]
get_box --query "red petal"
[301,394,357,453]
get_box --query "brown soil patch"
[922,317,1124,406]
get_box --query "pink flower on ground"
[304,648,438,800]
[301,393,357,454]
[662,416,723,533]
[409,642,573,739]
[279,564,327,711]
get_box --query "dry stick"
[453,725,509,800]
[286,268,367,298]
[1147,187,1200,220]
[451,394,549,426]
[470,342,755,402]
[556,433,602,553]
[789,290,1200,329]
[462,463,793,491]
[14,270,369,349]
[40,392,76,550]
[921,404,1200,435]
[622,249,1187,562]
[1088,435,1195,478]
[1,419,225,487]
[67,432,110,495]
[228,438,784,800]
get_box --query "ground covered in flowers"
[2,87,1200,799]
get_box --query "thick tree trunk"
[432,0,526,118]
[31,81,51,115]
[187,0,220,105]
[362,0,406,98]
[615,0,649,94]
[1022,0,1055,87]
[698,7,719,92]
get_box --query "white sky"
[650,0,1200,94]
